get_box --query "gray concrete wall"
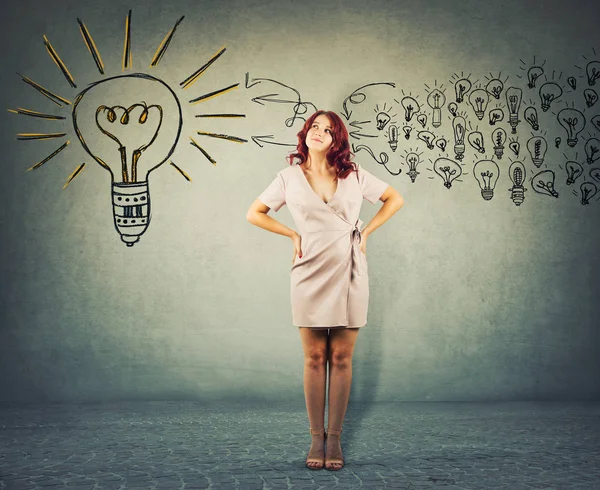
[1,0,599,403]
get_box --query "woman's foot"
[325,429,344,470]
[305,429,326,470]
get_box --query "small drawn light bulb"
[468,88,490,120]
[580,182,598,205]
[488,108,504,125]
[473,159,500,200]
[565,160,583,185]
[426,89,446,128]
[526,136,548,167]
[508,160,527,206]
[402,125,412,140]
[524,106,539,131]
[584,89,598,108]
[400,96,419,122]
[492,127,507,159]
[405,152,420,183]
[539,82,563,111]
[454,78,472,103]
[388,124,399,151]
[452,116,466,161]
[585,137,600,165]
[376,112,391,130]
[527,66,544,88]
[557,108,586,148]
[467,130,486,154]
[505,87,522,134]
[532,169,559,197]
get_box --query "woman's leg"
[326,327,360,469]
[298,327,329,468]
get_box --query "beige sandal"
[325,427,344,470]
[305,428,326,470]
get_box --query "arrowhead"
[251,135,274,147]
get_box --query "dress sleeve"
[357,164,389,204]
[257,171,286,212]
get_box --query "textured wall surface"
[1,0,599,403]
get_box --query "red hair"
[286,110,357,179]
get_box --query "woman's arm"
[361,186,404,239]
[246,199,299,239]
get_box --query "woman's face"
[306,114,334,153]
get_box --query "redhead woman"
[246,110,404,470]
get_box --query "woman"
[246,110,404,470]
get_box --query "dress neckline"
[296,164,339,205]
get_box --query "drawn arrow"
[341,82,396,120]
[251,135,297,148]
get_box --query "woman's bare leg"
[326,327,360,469]
[298,327,329,468]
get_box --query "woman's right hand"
[291,231,303,264]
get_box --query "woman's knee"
[304,350,327,370]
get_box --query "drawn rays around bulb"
[573,48,600,87]
[12,11,246,246]
[517,56,546,89]
[373,103,396,131]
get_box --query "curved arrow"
[342,82,396,120]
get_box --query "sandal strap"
[309,427,326,436]
[326,427,342,436]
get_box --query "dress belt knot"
[351,218,365,276]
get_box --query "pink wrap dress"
[258,163,390,329]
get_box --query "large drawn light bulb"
[557,108,586,148]
[454,78,472,103]
[527,66,544,88]
[473,159,500,200]
[526,136,548,168]
[539,82,562,112]
[433,157,462,189]
[72,73,183,246]
[468,88,489,120]
[400,96,420,122]
[585,137,600,165]
[452,115,466,161]
[405,152,420,183]
[508,160,527,206]
[426,89,446,128]
[505,87,522,134]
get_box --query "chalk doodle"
[491,127,507,159]
[585,137,600,165]
[584,89,598,108]
[505,86,523,134]
[352,143,401,176]
[579,182,598,205]
[374,103,395,131]
[424,82,446,128]
[509,140,520,157]
[467,129,486,154]
[565,160,584,185]
[567,76,577,90]
[404,150,422,183]
[469,87,490,120]
[448,102,458,117]
[526,135,548,167]
[485,73,507,100]
[449,72,474,103]
[387,124,399,151]
[402,125,413,140]
[396,94,420,122]
[508,160,527,206]
[532,169,559,198]
[539,80,563,112]
[341,82,396,120]
[435,138,447,152]
[555,137,561,148]
[348,120,377,141]
[433,157,463,189]
[524,106,539,131]
[246,72,317,128]
[517,57,546,89]
[452,115,467,161]
[489,108,504,125]
[473,159,500,200]
[416,113,428,128]
[557,107,586,147]
[11,11,246,246]
[417,130,435,150]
